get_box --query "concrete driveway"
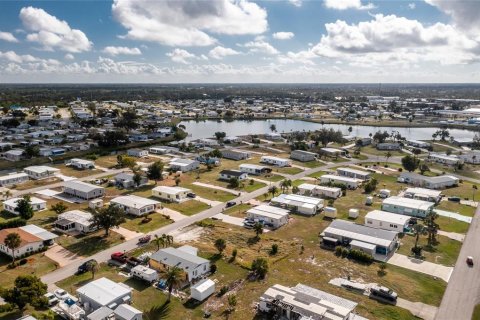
[192,182,243,195]
[388,253,453,282]
[112,226,143,240]
[195,196,221,207]
[45,244,84,267]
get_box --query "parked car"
[54,289,69,301]
[138,235,151,244]
[226,201,236,208]
[127,256,141,267]
[467,256,474,266]
[44,292,59,306]
[187,192,197,198]
[448,196,461,202]
[77,259,96,274]
[111,252,128,263]
[243,219,255,229]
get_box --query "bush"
[270,244,279,255]
[210,264,217,274]
[334,246,343,256]
[398,168,403,172]
[348,249,373,263]
[0,303,14,313]
[19,258,27,265]
[0,218,27,230]
[219,285,229,296]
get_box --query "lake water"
[180,119,477,141]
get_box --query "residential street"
[435,202,480,320]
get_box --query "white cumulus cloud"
[208,46,240,59]
[102,46,142,56]
[19,6,92,53]
[64,53,74,60]
[273,32,294,40]
[112,0,268,47]
[324,0,375,10]
[243,40,279,55]
[166,48,196,64]
[425,0,480,33]
[0,31,19,43]
[288,0,302,7]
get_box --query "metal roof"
[152,186,191,195]
[20,224,57,241]
[151,246,209,270]
[114,304,142,320]
[64,180,104,193]
[382,196,434,211]
[77,277,132,307]
[320,174,362,183]
[111,195,159,208]
[323,220,397,248]
[365,210,411,225]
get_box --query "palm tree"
[253,222,263,239]
[280,179,292,193]
[87,260,99,279]
[268,185,278,198]
[412,224,428,256]
[3,190,12,200]
[164,267,182,302]
[153,235,165,250]
[424,211,439,246]
[385,151,392,164]
[161,233,173,247]
[5,232,21,263]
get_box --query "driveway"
[435,209,472,223]
[45,244,84,267]
[195,196,222,207]
[397,298,437,320]
[213,213,270,233]
[388,253,453,282]
[162,208,188,222]
[438,230,465,242]
[112,226,143,240]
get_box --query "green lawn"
[55,231,124,256]
[162,200,210,216]
[224,203,252,218]
[472,304,480,320]
[437,201,475,217]
[121,212,173,233]
[276,166,303,175]
[181,183,235,202]
[436,215,470,234]
[360,145,405,157]
[397,234,461,266]
[259,174,285,182]
[0,252,57,289]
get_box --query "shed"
[190,279,216,301]
[324,206,337,219]
[349,209,359,219]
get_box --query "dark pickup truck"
[110,252,141,266]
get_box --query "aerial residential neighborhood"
[1,0,480,320]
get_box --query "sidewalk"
[387,253,453,282]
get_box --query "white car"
[44,292,59,306]
[54,289,69,300]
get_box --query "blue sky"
[0,0,479,83]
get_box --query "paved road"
[41,159,364,286]
[435,202,480,320]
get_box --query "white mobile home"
[382,196,435,218]
[297,183,342,199]
[219,169,248,181]
[127,148,149,158]
[459,150,480,164]
[63,181,105,200]
[0,225,57,258]
[319,174,362,189]
[260,156,291,167]
[427,153,463,166]
[114,173,148,188]
[110,195,159,216]
[365,210,410,232]
[290,150,317,162]
[77,277,132,312]
[0,172,29,187]
[246,205,290,229]
[406,140,431,149]
[169,158,200,172]
[131,265,158,283]
[152,186,191,202]
[221,149,251,161]
[319,147,345,157]
[55,210,96,234]
[23,166,59,180]
[398,172,459,189]
[336,167,371,180]
[3,197,46,215]
[65,158,95,170]
[270,194,323,216]
[404,187,442,203]
[239,164,271,175]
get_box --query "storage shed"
[190,279,215,302]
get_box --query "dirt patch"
[169,226,205,243]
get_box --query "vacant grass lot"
[437,200,475,217]
[397,234,461,266]
[181,183,235,202]
[14,177,61,190]
[0,252,57,289]
[163,200,210,216]
[436,215,470,234]
[361,145,405,157]
[54,164,103,178]
[55,230,124,256]
[121,212,173,233]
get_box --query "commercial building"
[321,219,398,257]
[110,195,159,216]
[270,194,324,216]
[290,150,317,162]
[258,283,359,320]
[365,210,410,232]
[63,181,105,200]
[382,196,435,218]
[246,205,290,229]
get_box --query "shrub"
[219,286,229,296]
[0,218,27,230]
[398,168,403,172]
[334,246,343,256]
[270,244,279,255]
[348,249,373,263]
[19,258,27,265]
[0,303,14,313]
[231,248,238,259]
[210,264,217,274]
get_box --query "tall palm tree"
[385,151,392,164]
[153,235,165,251]
[5,233,21,263]
[268,185,278,198]
[164,267,182,302]
[3,190,12,200]
[87,260,99,279]
[280,179,292,193]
